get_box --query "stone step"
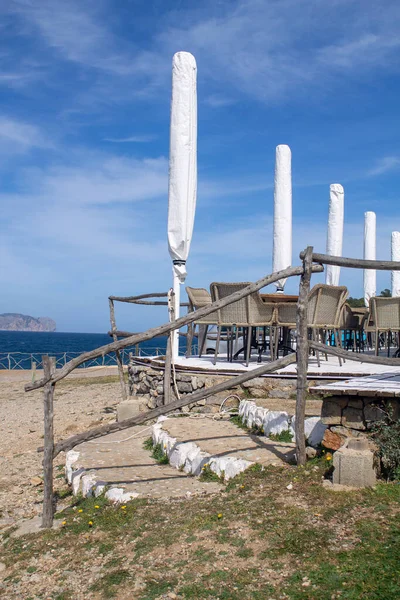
[154,414,296,481]
[65,426,221,502]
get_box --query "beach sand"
[0,368,122,527]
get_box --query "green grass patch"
[269,429,294,443]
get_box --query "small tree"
[347,297,365,308]
[379,289,392,297]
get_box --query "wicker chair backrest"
[185,287,218,325]
[307,284,348,328]
[369,297,400,330]
[210,282,250,326]
[247,293,276,325]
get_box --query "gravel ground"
[0,369,122,528]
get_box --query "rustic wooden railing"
[26,247,400,528]
[108,292,190,401]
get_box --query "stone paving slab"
[161,416,296,466]
[73,425,221,498]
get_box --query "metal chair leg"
[213,327,221,366]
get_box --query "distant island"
[0,313,56,332]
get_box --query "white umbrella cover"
[391,231,400,297]
[325,184,344,286]
[273,145,292,291]
[363,211,376,307]
[167,51,197,359]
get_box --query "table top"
[260,294,299,303]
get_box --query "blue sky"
[0,0,399,333]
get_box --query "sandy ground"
[0,367,322,529]
[0,368,122,528]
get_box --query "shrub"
[370,412,400,480]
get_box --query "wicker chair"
[307,284,348,366]
[365,297,400,356]
[274,302,298,358]
[246,293,277,364]
[185,287,219,357]
[210,282,250,365]
[340,304,367,353]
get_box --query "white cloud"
[367,156,400,177]
[8,0,400,106]
[104,135,157,143]
[0,116,51,152]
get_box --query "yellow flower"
[121,505,126,510]
[88,521,93,527]
[240,485,245,489]
[325,453,333,461]
[217,513,223,519]
[95,505,100,509]
[78,509,83,513]
[62,520,67,526]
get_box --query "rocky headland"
[0,313,56,332]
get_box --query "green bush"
[370,413,400,480]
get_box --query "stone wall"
[127,359,330,413]
[321,395,399,450]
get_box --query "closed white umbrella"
[391,231,400,297]
[363,211,376,307]
[325,184,344,286]
[167,51,197,359]
[272,145,292,291]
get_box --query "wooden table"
[260,294,298,303]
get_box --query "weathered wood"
[295,246,313,466]
[109,292,188,307]
[163,291,175,405]
[309,341,400,366]
[109,298,127,401]
[109,292,169,302]
[44,353,297,458]
[300,250,400,271]
[42,356,55,529]
[186,301,194,359]
[26,264,323,392]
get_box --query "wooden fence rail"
[26,263,323,392]
[27,246,400,528]
[300,251,400,271]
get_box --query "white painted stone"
[243,401,256,422]
[224,458,253,481]
[255,407,268,428]
[191,451,212,476]
[209,456,253,481]
[305,417,326,447]
[169,442,198,469]
[246,404,257,428]
[152,423,163,445]
[105,487,139,503]
[183,444,202,474]
[93,481,107,497]
[65,450,80,484]
[71,467,85,496]
[238,400,248,419]
[263,411,290,436]
[81,473,98,497]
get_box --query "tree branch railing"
[27,264,322,392]
[28,247,400,528]
[300,251,400,271]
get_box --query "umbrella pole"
[172,269,181,361]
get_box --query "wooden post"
[42,355,55,528]
[31,361,36,383]
[108,298,127,401]
[295,246,313,466]
[164,290,175,404]
[186,302,194,358]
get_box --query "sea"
[0,331,186,370]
